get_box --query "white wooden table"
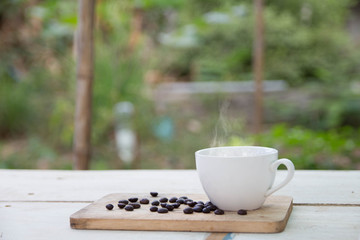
[1,169,359,240]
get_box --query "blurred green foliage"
[0,0,359,170]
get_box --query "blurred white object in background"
[114,102,136,164]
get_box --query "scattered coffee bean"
[185,199,193,204]
[172,203,180,208]
[202,208,211,213]
[188,201,196,207]
[128,197,138,203]
[125,205,134,211]
[118,203,126,209]
[159,197,168,203]
[151,200,160,206]
[208,205,218,211]
[183,207,194,214]
[160,203,167,208]
[157,208,168,214]
[197,201,205,205]
[169,197,178,203]
[129,203,141,209]
[165,204,174,211]
[118,200,129,205]
[150,192,158,197]
[237,209,247,215]
[205,201,212,206]
[176,199,185,204]
[150,206,158,212]
[193,206,203,212]
[106,204,114,210]
[140,198,150,204]
[195,204,204,209]
[214,209,224,215]
[180,196,188,199]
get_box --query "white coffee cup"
[195,146,295,211]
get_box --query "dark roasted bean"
[159,197,168,203]
[165,204,174,211]
[197,201,205,205]
[140,198,150,204]
[160,203,167,208]
[205,201,212,206]
[169,197,178,203]
[151,200,160,206]
[237,209,248,215]
[150,206,158,212]
[172,203,180,208]
[125,205,134,211]
[150,192,158,197]
[117,203,126,209]
[202,207,211,213]
[188,201,196,207]
[118,200,129,204]
[157,208,168,214]
[195,204,204,209]
[183,207,194,214]
[130,203,141,209]
[128,197,138,203]
[193,206,203,212]
[185,199,193,204]
[214,209,224,215]
[106,204,114,210]
[180,196,188,200]
[176,199,185,204]
[209,205,218,211]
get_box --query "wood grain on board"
[70,193,293,233]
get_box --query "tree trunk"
[73,0,96,170]
[253,0,265,134]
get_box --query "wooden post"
[73,0,95,170]
[253,0,265,134]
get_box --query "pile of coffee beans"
[105,192,248,216]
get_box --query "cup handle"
[265,158,295,197]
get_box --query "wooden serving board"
[70,193,293,233]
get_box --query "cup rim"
[195,146,278,158]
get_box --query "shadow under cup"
[195,146,294,211]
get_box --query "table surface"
[1,169,360,240]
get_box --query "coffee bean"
[117,203,126,209]
[150,192,158,197]
[128,197,138,203]
[159,197,168,203]
[180,196,188,199]
[176,199,185,204]
[125,205,134,211]
[193,206,203,212]
[188,201,196,207]
[118,200,129,204]
[106,204,114,210]
[140,198,150,204]
[208,205,218,211]
[150,206,158,212]
[130,203,141,209]
[183,207,194,214]
[172,203,180,208]
[205,201,212,206]
[202,208,211,213]
[197,201,205,205]
[165,204,174,211]
[169,197,178,203]
[185,199,193,204]
[157,208,168,214]
[237,209,247,215]
[195,204,204,209]
[160,203,167,208]
[151,200,160,206]
[214,209,224,215]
